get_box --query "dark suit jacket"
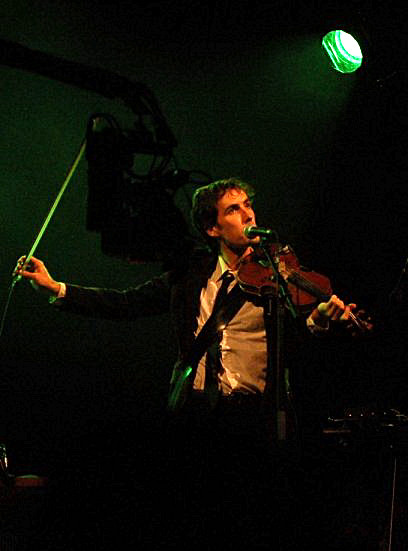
[55,247,316,412]
[55,249,218,402]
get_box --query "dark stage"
[1,1,407,549]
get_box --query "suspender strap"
[168,283,246,412]
[190,283,244,366]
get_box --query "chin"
[243,237,259,247]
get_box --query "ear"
[206,225,221,238]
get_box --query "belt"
[187,391,262,413]
[218,392,262,408]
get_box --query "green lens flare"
[322,30,363,73]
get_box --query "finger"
[13,263,33,277]
[332,309,345,321]
[13,256,26,273]
[16,257,31,268]
[324,296,341,315]
[339,310,350,322]
[322,303,342,320]
[322,305,339,320]
[24,256,43,269]
[340,303,356,322]
[330,297,345,320]
[19,270,37,280]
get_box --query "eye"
[226,205,239,214]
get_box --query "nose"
[242,205,253,223]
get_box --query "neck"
[219,242,252,270]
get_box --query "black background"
[1,1,407,548]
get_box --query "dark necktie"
[205,271,234,405]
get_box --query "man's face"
[206,188,258,250]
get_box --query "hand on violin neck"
[311,295,356,327]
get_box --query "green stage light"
[322,30,363,73]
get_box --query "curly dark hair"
[191,177,255,250]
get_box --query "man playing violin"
[14,177,363,548]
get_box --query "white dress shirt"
[193,256,267,395]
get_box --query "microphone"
[243,225,277,240]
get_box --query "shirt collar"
[216,255,239,284]
[218,255,231,278]
[217,247,255,281]
[209,256,231,284]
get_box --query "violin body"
[237,243,370,333]
[237,244,332,312]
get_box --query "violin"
[236,243,370,334]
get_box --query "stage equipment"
[0,39,209,266]
[319,6,405,84]
[322,30,363,73]
[324,408,408,550]
[85,113,198,266]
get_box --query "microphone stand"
[259,237,298,442]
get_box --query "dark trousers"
[148,393,310,549]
